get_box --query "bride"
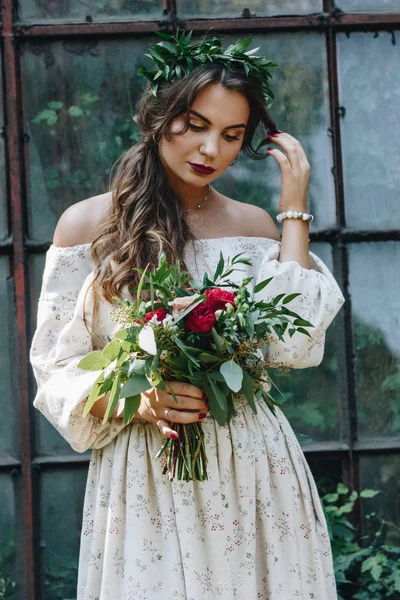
[30,30,344,599]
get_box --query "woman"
[30,32,344,599]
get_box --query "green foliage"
[30,89,142,197]
[321,484,400,599]
[137,29,278,108]
[0,535,16,600]
[44,553,78,600]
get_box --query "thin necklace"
[183,185,211,213]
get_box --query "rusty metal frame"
[2,0,400,596]
[2,0,36,598]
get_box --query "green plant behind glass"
[322,484,400,600]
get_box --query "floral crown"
[137,29,279,109]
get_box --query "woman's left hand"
[267,131,310,214]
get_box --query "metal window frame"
[2,0,400,596]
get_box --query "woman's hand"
[267,131,311,213]
[136,382,209,439]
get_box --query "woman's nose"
[201,135,218,158]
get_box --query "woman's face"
[158,83,250,189]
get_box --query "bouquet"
[79,252,314,482]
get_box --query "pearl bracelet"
[276,210,314,223]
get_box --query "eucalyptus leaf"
[103,375,121,423]
[220,360,243,393]
[206,375,228,425]
[119,375,151,399]
[83,371,106,416]
[241,370,257,414]
[78,351,109,371]
[123,394,142,424]
[102,339,122,361]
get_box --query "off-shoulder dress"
[30,236,345,600]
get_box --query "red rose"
[184,303,216,333]
[143,308,168,323]
[204,288,236,312]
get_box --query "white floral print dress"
[30,236,345,600]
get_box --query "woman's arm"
[267,130,312,270]
[279,217,311,270]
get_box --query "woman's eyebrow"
[190,110,246,129]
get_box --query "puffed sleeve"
[253,240,345,369]
[29,243,127,453]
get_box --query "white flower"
[138,325,157,356]
[148,314,162,325]
[215,310,223,320]
[162,314,178,330]
[160,350,169,360]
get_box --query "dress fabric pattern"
[30,236,345,600]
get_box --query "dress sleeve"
[253,241,345,369]
[29,244,127,453]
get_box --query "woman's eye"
[189,124,240,142]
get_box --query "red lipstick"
[189,163,216,175]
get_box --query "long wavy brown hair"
[84,61,277,332]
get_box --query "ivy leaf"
[32,108,58,126]
[47,101,64,110]
[68,106,84,117]
[337,483,349,495]
[360,489,381,498]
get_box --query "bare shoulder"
[228,197,281,241]
[52,191,113,247]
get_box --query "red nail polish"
[199,413,207,420]
[269,133,278,138]
[267,148,274,151]
[171,431,179,440]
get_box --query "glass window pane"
[177,0,322,19]
[29,254,92,457]
[213,32,336,230]
[359,455,400,546]
[22,32,336,242]
[0,51,7,241]
[22,38,149,242]
[0,474,17,599]
[337,0,400,12]
[307,456,344,496]
[0,258,15,458]
[274,243,343,446]
[40,468,87,599]
[348,242,400,439]
[337,32,400,230]
[19,0,161,25]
